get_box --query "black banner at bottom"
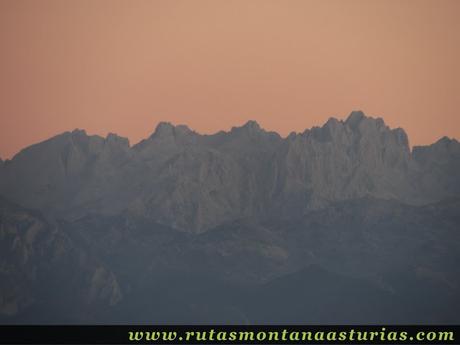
[0,325,459,344]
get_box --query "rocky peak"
[299,112,408,150]
[71,128,87,136]
[132,122,196,157]
[434,136,460,150]
[106,133,130,149]
[143,122,195,146]
[343,111,410,150]
[344,111,377,130]
[242,120,262,131]
[151,122,193,139]
[324,117,341,128]
[344,111,387,132]
[410,136,460,201]
[345,110,366,129]
[224,120,283,151]
[413,136,460,165]
[392,127,410,148]
[152,122,175,138]
[305,117,345,142]
[231,120,263,135]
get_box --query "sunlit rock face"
[273,111,414,212]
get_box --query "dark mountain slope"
[1,196,459,323]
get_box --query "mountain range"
[0,111,459,324]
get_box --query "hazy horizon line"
[2,111,458,161]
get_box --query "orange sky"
[0,0,459,159]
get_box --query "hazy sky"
[0,0,459,159]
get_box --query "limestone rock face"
[275,111,414,211]
[0,130,131,216]
[0,112,459,233]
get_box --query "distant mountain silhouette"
[0,112,459,323]
[1,111,459,232]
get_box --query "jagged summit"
[297,112,409,153]
[0,111,458,233]
[8,112,415,156]
[344,111,386,130]
[299,111,391,136]
[324,117,341,127]
[106,133,130,148]
[71,128,87,136]
[413,135,460,162]
[229,120,267,138]
[435,136,459,146]
[154,121,193,135]
[238,120,262,131]
[413,135,460,153]
[345,110,366,126]
[152,121,174,137]
[151,121,194,139]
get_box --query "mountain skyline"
[1,1,460,160]
[1,110,459,234]
[1,0,459,327]
[1,111,458,162]
[0,111,459,323]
